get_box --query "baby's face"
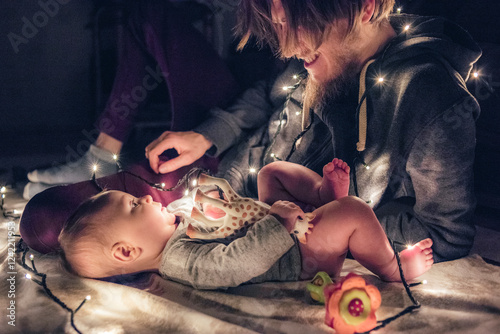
[103,191,177,255]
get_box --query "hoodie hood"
[382,14,481,81]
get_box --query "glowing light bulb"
[0,186,6,193]
[270,153,276,158]
[249,167,257,174]
[93,164,98,172]
[191,179,197,187]
[184,189,189,196]
[378,77,384,83]
[295,111,301,116]
[282,86,289,91]
[1,194,5,199]
[25,273,32,280]
[86,295,91,300]
[473,72,479,78]
[161,183,166,188]
[406,244,414,249]
[29,254,34,261]
[404,24,410,31]
[397,7,402,14]
[112,154,118,161]
[422,280,428,285]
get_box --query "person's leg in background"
[24,0,239,199]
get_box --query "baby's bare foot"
[319,158,350,203]
[386,238,434,282]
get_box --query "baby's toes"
[416,238,433,250]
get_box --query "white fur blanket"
[1,222,500,334]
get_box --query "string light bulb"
[75,295,92,314]
[404,24,410,31]
[1,186,6,193]
[378,77,384,83]
[191,179,198,187]
[112,154,118,161]
[249,167,257,174]
[25,273,32,280]
[161,183,166,188]
[473,72,479,78]
[92,164,98,172]
[397,7,402,14]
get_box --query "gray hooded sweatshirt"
[316,14,481,261]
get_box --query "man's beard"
[303,59,361,113]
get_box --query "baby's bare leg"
[299,196,433,281]
[258,161,324,208]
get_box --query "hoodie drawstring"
[357,59,375,152]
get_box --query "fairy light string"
[16,241,88,334]
[356,239,424,334]
[91,160,209,196]
[262,71,306,165]
[1,7,494,334]
[1,186,22,219]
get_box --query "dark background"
[1,0,499,226]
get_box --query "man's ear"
[111,242,142,263]
[361,0,376,23]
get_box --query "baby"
[58,159,433,289]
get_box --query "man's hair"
[236,0,395,56]
[58,191,117,278]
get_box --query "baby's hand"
[269,201,305,233]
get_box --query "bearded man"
[146,0,480,262]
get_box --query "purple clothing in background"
[97,0,240,141]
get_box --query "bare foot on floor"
[387,238,434,282]
[319,158,350,203]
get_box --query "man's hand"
[145,131,213,174]
[269,200,305,233]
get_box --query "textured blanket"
[1,221,500,334]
